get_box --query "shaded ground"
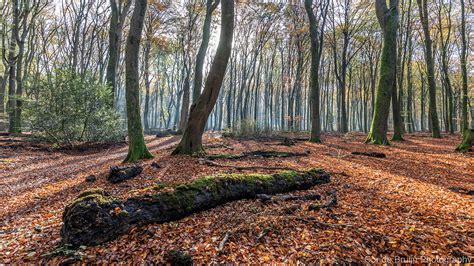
[0,133,472,264]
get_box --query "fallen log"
[351,151,386,158]
[107,165,143,183]
[206,150,310,160]
[61,169,330,246]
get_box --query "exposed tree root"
[308,191,337,211]
[61,169,330,247]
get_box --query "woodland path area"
[0,133,473,263]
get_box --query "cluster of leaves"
[24,70,125,147]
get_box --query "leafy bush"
[25,70,125,146]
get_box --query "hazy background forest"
[0,0,472,143]
[1,0,473,264]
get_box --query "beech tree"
[106,0,131,105]
[124,0,153,162]
[366,0,399,145]
[305,0,329,143]
[416,0,441,138]
[172,0,234,155]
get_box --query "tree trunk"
[124,0,153,162]
[106,0,131,105]
[366,0,399,145]
[305,0,322,142]
[460,0,469,132]
[193,0,219,103]
[417,0,441,138]
[172,0,234,155]
[61,169,330,247]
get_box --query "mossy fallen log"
[456,129,474,152]
[61,169,330,247]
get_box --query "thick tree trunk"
[366,0,399,145]
[417,0,441,138]
[61,169,330,247]
[172,0,234,155]
[305,0,322,142]
[124,0,153,162]
[456,129,474,153]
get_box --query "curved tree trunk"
[61,169,330,247]
[173,0,234,155]
[192,0,220,103]
[124,0,153,162]
[366,0,399,145]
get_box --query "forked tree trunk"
[172,0,234,155]
[193,0,220,103]
[124,0,153,162]
[366,0,399,145]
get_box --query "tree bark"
[366,0,399,145]
[416,0,441,138]
[124,0,153,162]
[106,0,131,105]
[172,0,234,155]
[193,0,219,103]
[305,0,323,142]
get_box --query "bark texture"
[124,0,153,162]
[61,169,330,246]
[366,0,399,145]
[173,0,234,155]
[417,0,441,138]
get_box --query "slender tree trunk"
[172,0,234,155]
[193,0,219,103]
[124,0,153,162]
[366,0,399,145]
[417,0,441,138]
[460,0,469,132]
[305,0,322,142]
[107,0,131,105]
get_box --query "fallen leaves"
[0,133,473,263]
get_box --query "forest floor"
[0,132,473,264]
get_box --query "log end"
[61,188,129,247]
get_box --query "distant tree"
[366,0,399,145]
[172,0,234,155]
[106,0,131,105]
[124,0,153,162]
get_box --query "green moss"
[65,188,117,213]
[456,129,474,153]
[77,188,107,198]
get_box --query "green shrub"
[25,70,125,146]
